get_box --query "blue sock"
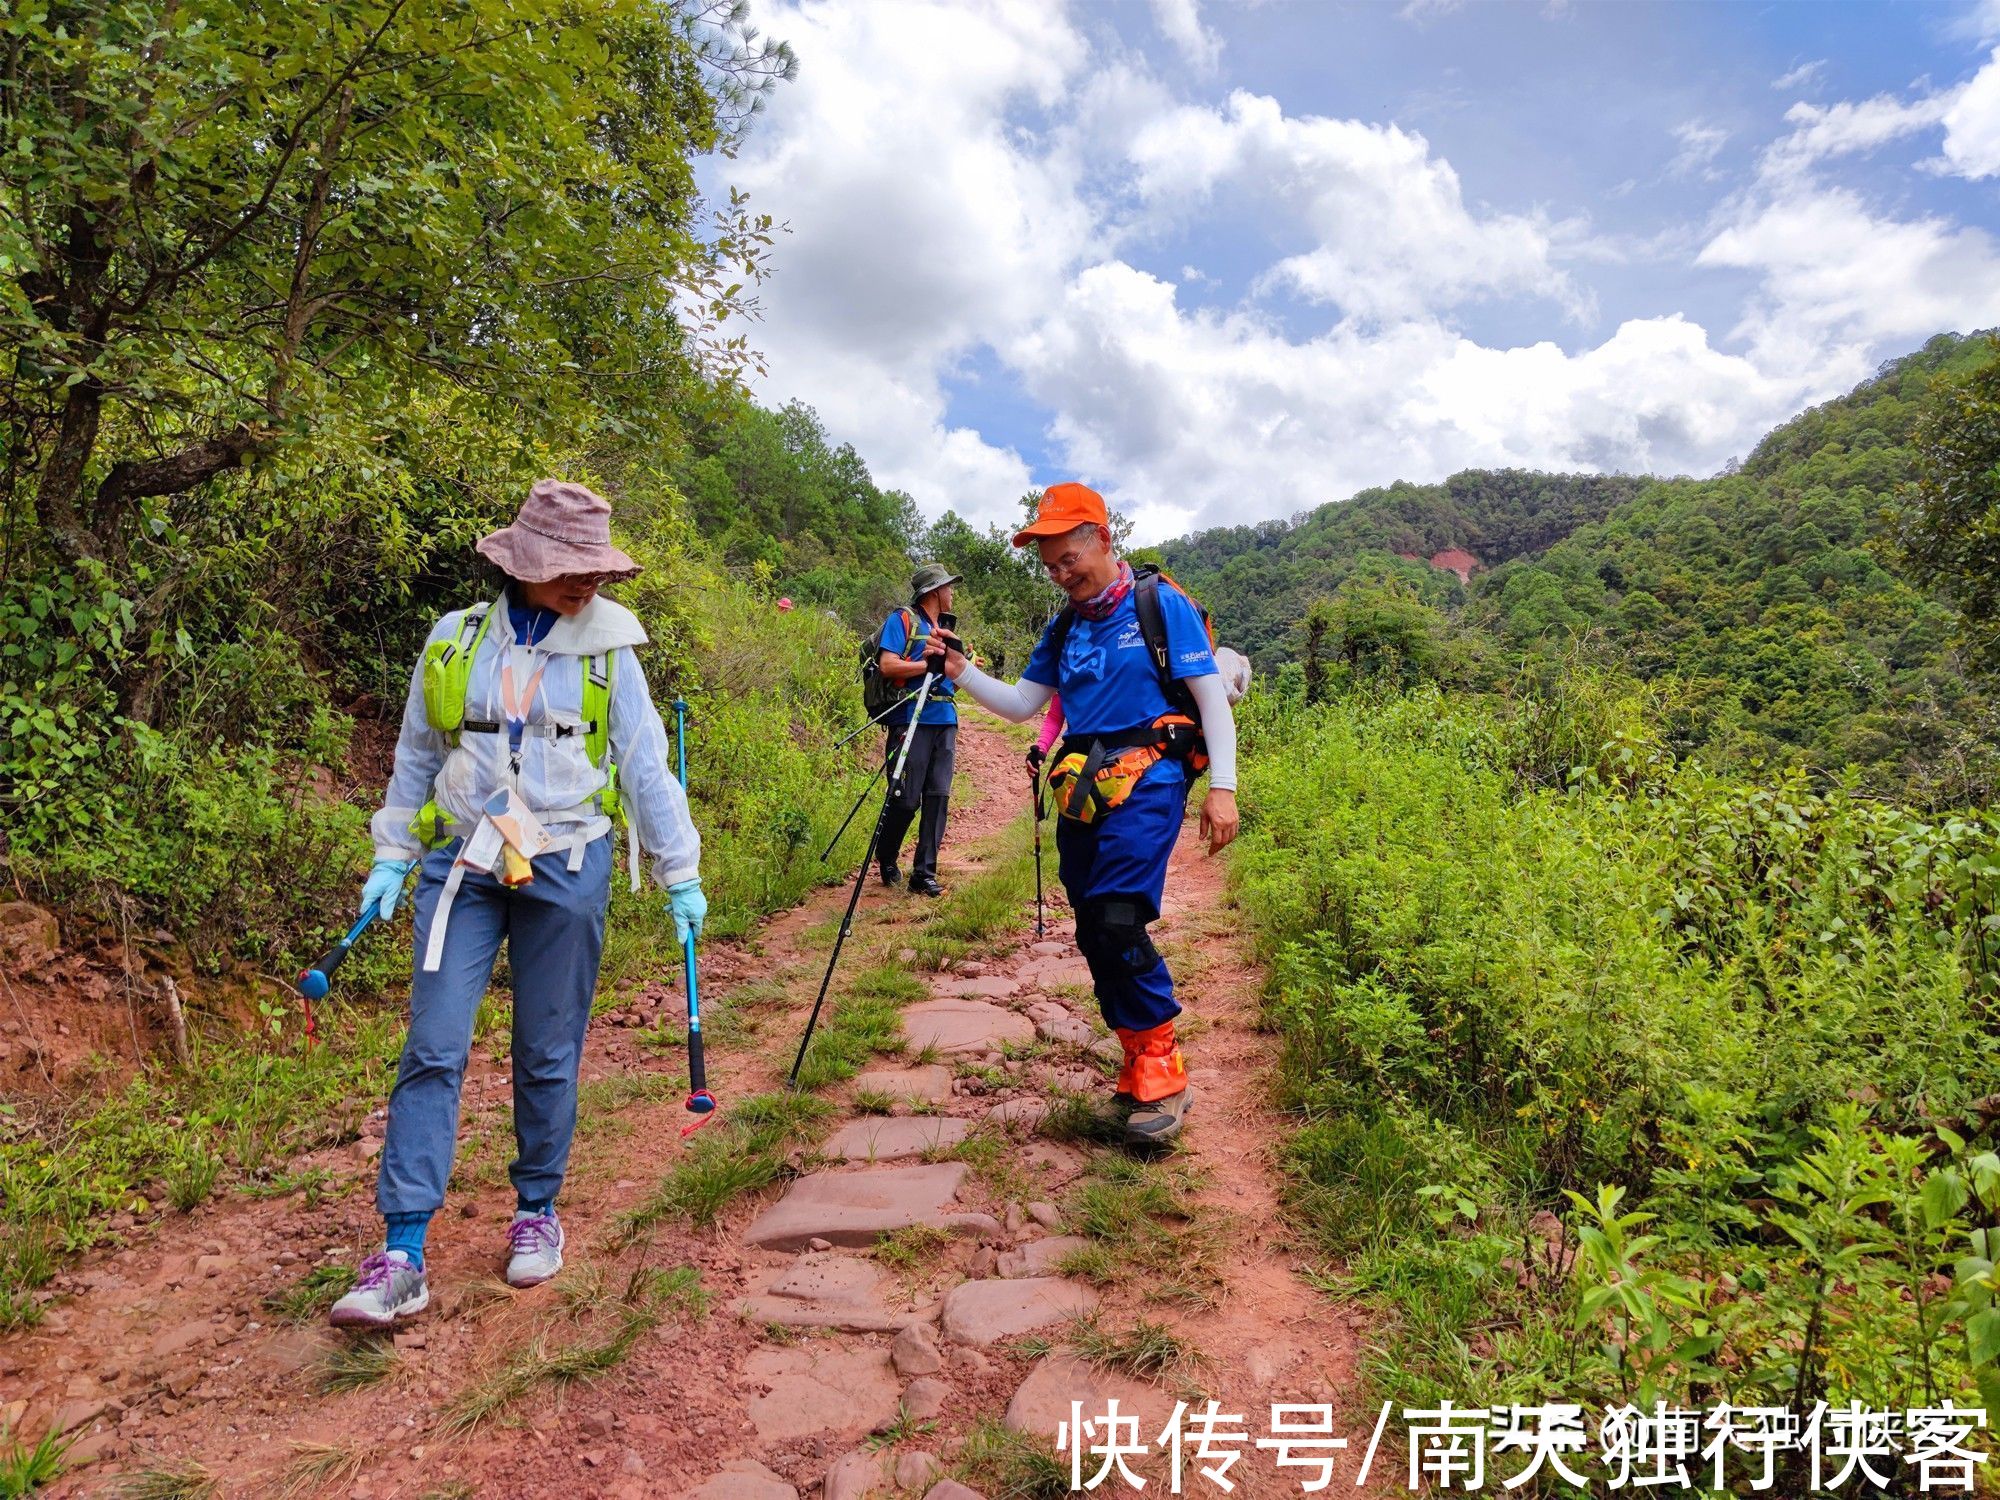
[516,1198,555,1219]
[384,1211,433,1268]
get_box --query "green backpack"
[409,602,621,848]
[858,606,919,719]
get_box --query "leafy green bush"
[1236,678,2000,1421]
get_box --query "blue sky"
[710,0,2000,541]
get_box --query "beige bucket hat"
[474,480,641,584]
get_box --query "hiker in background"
[927,483,1239,1146]
[872,562,963,897]
[331,480,707,1328]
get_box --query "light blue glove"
[666,879,707,945]
[361,858,416,922]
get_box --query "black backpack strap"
[1045,605,1078,677]
[1132,568,1172,698]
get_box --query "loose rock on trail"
[7,721,1392,1497]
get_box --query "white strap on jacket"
[420,816,612,972]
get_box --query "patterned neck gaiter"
[1073,559,1135,622]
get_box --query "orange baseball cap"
[1011,482,1109,548]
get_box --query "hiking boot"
[879,865,902,887]
[908,875,944,898]
[1116,1021,1191,1147]
[505,1210,564,1288]
[329,1251,429,1328]
[1125,1084,1195,1147]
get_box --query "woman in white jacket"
[331,480,704,1328]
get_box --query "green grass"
[1036,1093,1127,1147]
[914,826,1037,945]
[953,1416,1069,1500]
[1067,1312,1206,1384]
[279,1441,364,1498]
[609,1091,832,1240]
[316,1335,400,1394]
[792,987,907,1091]
[1061,1154,1224,1309]
[574,1073,677,1138]
[108,1458,218,1499]
[852,1088,898,1116]
[237,1166,334,1204]
[263,1264,357,1323]
[162,1143,223,1212]
[0,1008,398,1310]
[0,1427,71,1495]
[440,1264,704,1435]
[866,1400,938,1450]
[873,1222,954,1274]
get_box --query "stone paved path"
[13,723,1388,1499]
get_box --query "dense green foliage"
[1235,678,2000,1463]
[1163,471,1648,665]
[0,0,902,974]
[1169,335,2000,805]
[1901,341,2000,673]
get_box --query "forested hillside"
[1167,332,2000,805]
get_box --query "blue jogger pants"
[377,837,612,1217]
[1055,761,1188,1034]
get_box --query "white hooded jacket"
[371,592,701,890]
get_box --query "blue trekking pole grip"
[297,910,377,1002]
[672,698,716,1129]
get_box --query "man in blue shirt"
[927,484,1238,1146]
[874,561,962,896]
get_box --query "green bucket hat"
[910,562,963,601]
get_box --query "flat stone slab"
[997,1236,1091,1278]
[687,1459,799,1500]
[940,1276,1098,1346]
[744,1346,902,1441]
[937,973,1019,999]
[1006,1353,1178,1445]
[732,1295,935,1333]
[852,1064,953,1103]
[1017,955,1094,988]
[1029,941,1071,957]
[985,1097,1050,1128]
[1034,1011,1096,1047]
[767,1254,887,1303]
[901,999,1034,1055]
[822,1116,969,1163]
[743,1163,988,1250]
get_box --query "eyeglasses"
[1041,547,1092,577]
[558,573,612,589]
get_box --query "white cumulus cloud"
[716,0,2000,544]
[1147,0,1222,71]
[1938,47,2000,177]
[1125,91,1584,323]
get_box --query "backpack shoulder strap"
[582,650,614,769]
[1132,568,1172,694]
[1045,605,1078,678]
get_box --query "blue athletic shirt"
[1021,579,1216,737]
[879,608,958,727]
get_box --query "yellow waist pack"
[1045,716,1200,825]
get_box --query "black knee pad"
[1078,896,1161,980]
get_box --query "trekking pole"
[832,684,923,752]
[820,757,887,862]
[789,666,938,1087]
[671,698,718,1132]
[1030,763,1046,939]
[295,905,386,1049]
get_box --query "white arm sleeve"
[608,648,703,889]
[1187,673,1237,793]
[953,663,1055,724]
[370,622,452,862]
